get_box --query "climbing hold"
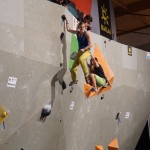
[41,104,51,117]
[2,111,7,118]
[116,112,121,120]
[101,94,104,100]
[59,80,66,90]
[61,80,66,90]
[2,121,6,129]
[116,112,121,124]
[60,32,64,41]
[70,86,74,93]
[61,15,66,21]
[40,103,52,122]
[96,145,104,150]
[0,106,8,124]
[84,43,114,98]
[60,63,63,67]
[108,138,119,150]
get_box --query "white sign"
[7,77,17,88]
[125,112,130,119]
[146,52,150,59]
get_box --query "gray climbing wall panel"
[0,1,150,150]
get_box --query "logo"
[101,4,109,25]
[128,46,132,56]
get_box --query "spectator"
[55,0,70,6]
[82,15,93,31]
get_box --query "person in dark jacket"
[89,56,111,92]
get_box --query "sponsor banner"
[71,0,92,15]
[98,0,112,39]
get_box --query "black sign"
[98,0,112,39]
[128,46,132,56]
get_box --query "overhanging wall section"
[0,1,150,150]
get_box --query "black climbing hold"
[101,94,104,100]
[60,32,64,41]
[60,63,63,67]
[3,121,5,129]
[59,80,66,90]
[61,15,66,21]
[116,112,121,120]
[61,80,66,90]
[40,104,52,122]
[116,112,121,124]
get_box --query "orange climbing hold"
[108,138,119,150]
[96,145,104,150]
[84,43,114,98]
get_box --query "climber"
[65,16,92,86]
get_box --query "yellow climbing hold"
[0,106,8,124]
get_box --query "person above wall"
[65,16,93,86]
[57,0,70,6]
[88,56,111,92]
[50,0,70,7]
[50,0,93,31]
[81,15,93,31]
[74,14,93,31]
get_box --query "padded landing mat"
[84,43,114,98]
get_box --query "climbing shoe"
[69,80,78,86]
[85,75,90,84]
[91,87,98,92]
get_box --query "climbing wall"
[0,0,67,150]
[0,1,150,150]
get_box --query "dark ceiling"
[112,0,150,36]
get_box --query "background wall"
[0,0,150,150]
[117,27,150,52]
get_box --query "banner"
[97,0,112,39]
[71,0,92,15]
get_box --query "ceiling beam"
[128,0,150,13]
[114,0,150,17]
[117,25,150,36]
[112,0,127,10]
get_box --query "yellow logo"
[101,4,109,25]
